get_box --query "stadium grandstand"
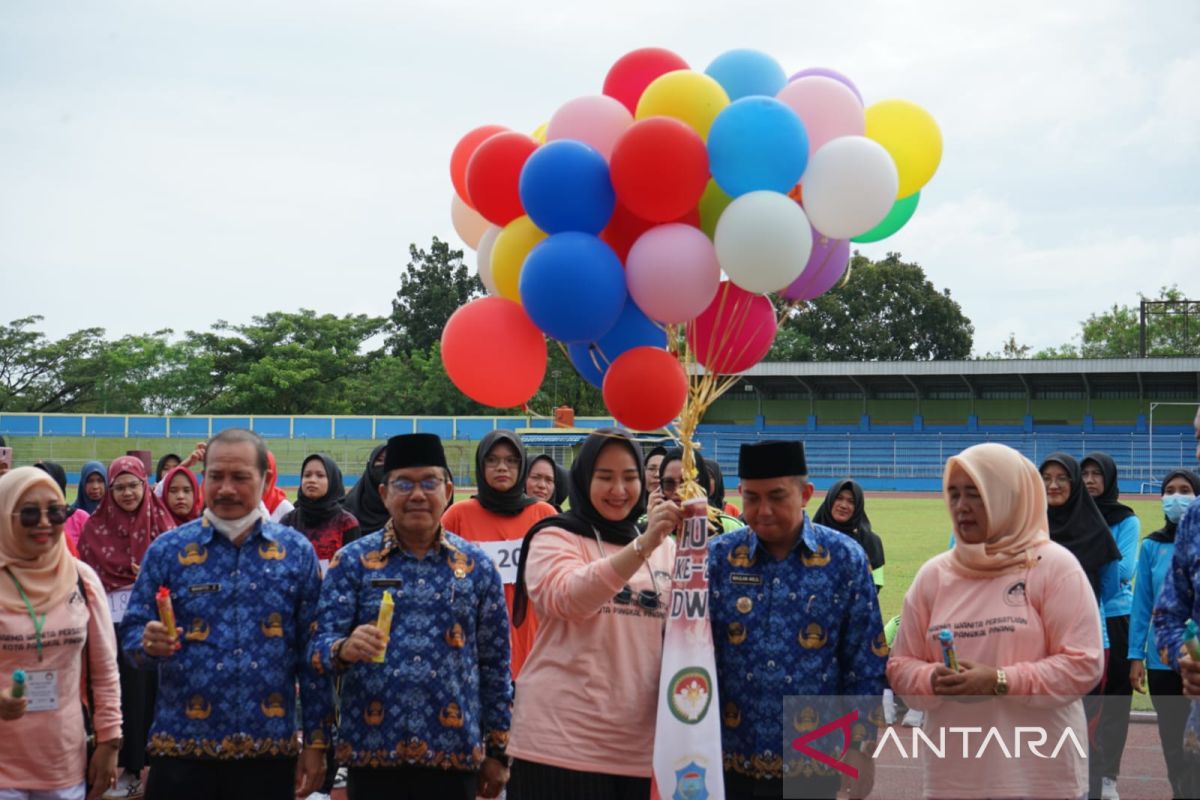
[2,357,1196,493]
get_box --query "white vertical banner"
[652,497,725,800]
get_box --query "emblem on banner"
[668,667,713,724]
[672,761,709,800]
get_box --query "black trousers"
[144,757,296,800]
[1084,655,1106,800]
[346,765,477,800]
[508,758,650,800]
[116,625,156,774]
[729,770,842,799]
[1099,614,1133,780]
[1148,668,1191,797]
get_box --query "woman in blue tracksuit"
[1082,452,1141,798]
[1129,469,1200,798]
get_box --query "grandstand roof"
[737,358,1200,398]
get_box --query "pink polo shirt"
[0,561,122,791]
[507,527,675,777]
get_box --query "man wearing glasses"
[310,433,512,800]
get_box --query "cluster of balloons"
[441,47,942,430]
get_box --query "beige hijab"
[0,467,78,614]
[946,443,1050,575]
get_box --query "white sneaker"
[305,794,332,800]
[333,767,348,789]
[1101,777,1119,800]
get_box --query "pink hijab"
[945,443,1050,576]
[78,456,175,592]
[0,467,78,614]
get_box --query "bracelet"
[633,537,650,561]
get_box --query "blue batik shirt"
[310,522,512,771]
[1153,500,1200,755]
[708,514,887,781]
[119,517,333,758]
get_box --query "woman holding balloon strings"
[1128,469,1199,797]
[507,429,680,800]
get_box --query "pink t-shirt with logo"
[886,541,1104,799]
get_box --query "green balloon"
[851,191,920,244]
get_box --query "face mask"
[203,507,264,540]
[1163,494,1195,524]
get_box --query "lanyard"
[5,568,47,663]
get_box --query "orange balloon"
[441,298,547,408]
[602,347,687,431]
[450,124,508,208]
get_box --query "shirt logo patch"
[445,623,466,649]
[668,667,713,725]
[723,701,741,729]
[261,613,284,638]
[360,550,388,570]
[1004,580,1027,607]
[439,703,465,728]
[184,618,210,642]
[186,695,212,720]
[260,692,286,718]
[801,546,831,568]
[258,541,286,561]
[799,623,828,650]
[727,622,747,645]
[364,700,385,726]
[448,550,475,578]
[727,545,755,568]
[178,543,208,566]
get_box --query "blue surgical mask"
[1164,494,1195,524]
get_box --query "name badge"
[107,588,132,624]
[369,578,403,588]
[730,573,763,586]
[24,669,58,713]
[188,583,221,594]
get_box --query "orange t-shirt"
[442,498,557,677]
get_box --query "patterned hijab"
[77,456,176,592]
[0,467,78,614]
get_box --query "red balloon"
[603,48,690,114]
[466,132,539,227]
[450,124,508,208]
[686,282,777,374]
[602,347,688,431]
[610,118,709,223]
[442,297,547,407]
[601,203,701,263]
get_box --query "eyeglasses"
[13,505,69,527]
[1041,475,1072,487]
[660,478,681,493]
[483,456,522,469]
[389,477,446,494]
[110,481,142,494]
[614,584,661,610]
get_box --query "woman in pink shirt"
[508,429,682,800]
[887,443,1104,800]
[0,467,122,799]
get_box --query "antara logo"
[790,710,860,779]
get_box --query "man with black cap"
[708,440,886,800]
[309,433,512,800]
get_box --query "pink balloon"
[546,95,635,161]
[776,77,865,160]
[626,224,721,324]
[781,226,850,300]
[687,281,777,374]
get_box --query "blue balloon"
[704,49,787,100]
[707,97,809,196]
[518,140,616,235]
[568,298,668,388]
[520,232,627,344]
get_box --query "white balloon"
[476,225,501,295]
[714,191,813,294]
[801,136,899,239]
[451,193,490,249]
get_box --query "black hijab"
[474,431,538,516]
[1149,469,1200,544]
[1081,452,1136,528]
[341,444,390,534]
[513,428,645,626]
[1041,453,1121,597]
[526,453,568,510]
[294,453,347,529]
[812,479,886,571]
[659,448,718,509]
[34,461,78,519]
[155,453,182,484]
[708,460,728,509]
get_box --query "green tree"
[769,252,974,361]
[0,317,110,412]
[1076,285,1198,357]
[981,333,1031,360]
[388,238,484,356]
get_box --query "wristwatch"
[993,668,1009,695]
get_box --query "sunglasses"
[614,584,661,610]
[13,505,70,527]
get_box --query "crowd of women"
[0,418,1199,799]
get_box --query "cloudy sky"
[2,0,1197,354]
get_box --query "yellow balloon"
[491,216,547,302]
[865,99,943,199]
[635,70,730,139]
[531,121,548,144]
[698,179,733,239]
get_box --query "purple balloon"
[781,229,850,300]
[787,67,863,104]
